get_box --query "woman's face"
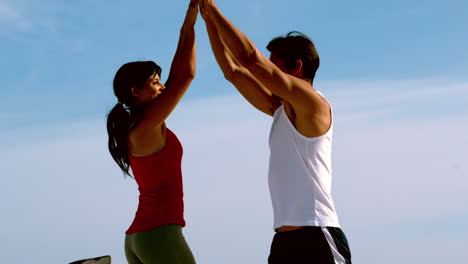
[134,73,165,105]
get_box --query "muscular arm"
[203,15,279,116]
[200,0,325,114]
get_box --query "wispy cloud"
[1,78,467,263]
[318,78,468,126]
[0,112,21,119]
[0,1,62,34]
[322,78,468,102]
[0,2,31,30]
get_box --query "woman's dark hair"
[266,31,320,83]
[106,61,162,177]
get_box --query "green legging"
[125,224,196,264]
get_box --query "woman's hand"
[189,0,199,7]
[185,0,199,26]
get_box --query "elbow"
[223,65,241,82]
[182,64,196,80]
[187,67,196,80]
[241,47,260,69]
[223,69,235,82]
[177,71,195,84]
[185,71,196,82]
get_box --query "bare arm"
[203,14,279,116]
[200,0,324,113]
[140,0,198,128]
[129,1,198,154]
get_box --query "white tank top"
[268,95,340,229]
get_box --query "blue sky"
[2,0,467,129]
[1,0,467,263]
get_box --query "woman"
[106,1,198,263]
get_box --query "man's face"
[269,53,288,73]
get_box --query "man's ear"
[293,59,303,76]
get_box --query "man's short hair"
[267,31,320,83]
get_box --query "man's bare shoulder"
[286,91,332,138]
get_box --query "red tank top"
[126,128,185,234]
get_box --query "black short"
[268,226,351,264]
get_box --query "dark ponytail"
[107,61,162,177]
[107,103,132,177]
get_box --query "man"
[199,0,351,263]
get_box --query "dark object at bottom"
[68,255,111,264]
[268,226,351,264]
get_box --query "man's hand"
[199,0,216,20]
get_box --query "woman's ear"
[131,86,140,97]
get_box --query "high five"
[106,0,352,263]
